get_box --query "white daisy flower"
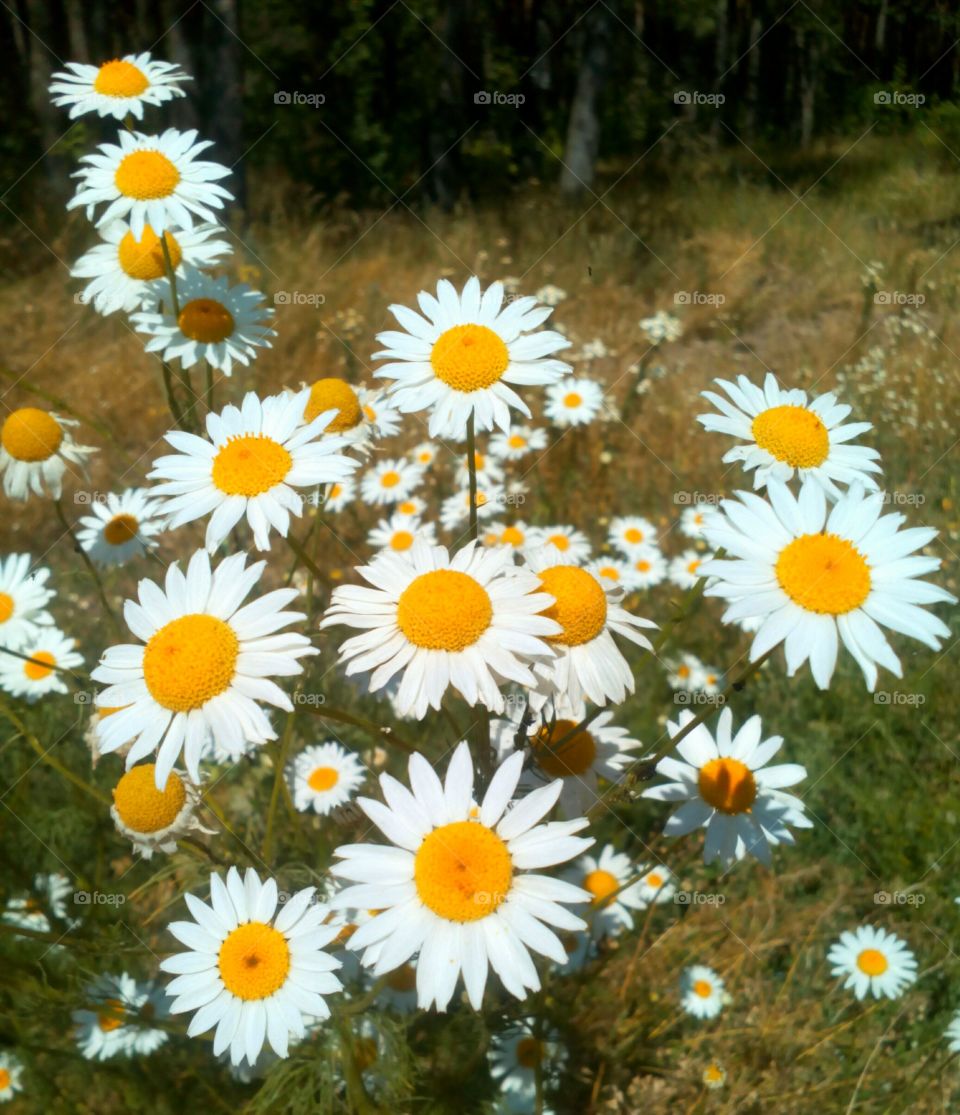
[330,741,593,1011]
[639,311,682,345]
[71,221,230,316]
[586,557,631,590]
[77,489,164,566]
[626,548,668,589]
[642,707,811,867]
[488,425,548,461]
[133,268,274,376]
[91,549,317,788]
[827,926,917,1000]
[490,1017,564,1112]
[698,372,882,498]
[668,549,712,590]
[374,276,571,438]
[110,762,212,859]
[525,548,655,708]
[360,457,424,508]
[0,553,54,651]
[482,521,532,551]
[321,540,559,720]
[323,477,355,513]
[50,53,189,120]
[634,863,677,906]
[567,845,649,937]
[367,513,437,555]
[454,449,506,490]
[148,389,357,551]
[535,284,567,307]
[680,965,725,1019]
[160,867,343,1066]
[0,628,82,700]
[944,1010,960,1052]
[394,496,426,518]
[0,1051,23,1102]
[701,479,956,689]
[68,128,233,239]
[608,516,658,556]
[2,872,75,934]
[544,376,603,427]
[666,652,707,692]
[525,525,591,564]
[440,484,505,533]
[357,387,401,438]
[410,441,439,469]
[680,505,716,539]
[74,974,169,1060]
[297,378,381,456]
[702,1060,727,1090]
[0,408,95,501]
[288,742,366,816]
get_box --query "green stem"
[466,410,479,544]
[464,410,492,785]
[54,500,124,639]
[296,703,414,754]
[159,235,197,430]
[262,712,295,861]
[204,361,216,415]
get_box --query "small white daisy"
[568,845,649,937]
[586,557,632,591]
[680,505,716,539]
[323,477,355,513]
[357,387,401,438]
[608,516,658,556]
[440,485,505,533]
[455,448,506,489]
[367,513,437,555]
[635,863,677,906]
[0,628,82,700]
[525,525,591,564]
[490,1018,564,1113]
[488,425,548,461]
[544,376,603,427]
[702,1060,728,1091]
[0,408,95,501]
[680,965,725,1020]
[74,974,169,1060]
[360,457,424,508]
[0,553,54,651]
[666,652,707,692]
[668,549,712,590]
[2,872,75,934]
[639,311,682,345]
[944,1009,960,1052]
[535,284,567,307]
[0,1051,23,1102]
[77,489,163,566]
[50,53,189,120]
[410,441,440,469]
[110,762,212,859]
[626,548,668,589]
[482,521,532,551]
[288,742,366,816]
[827,926,917,1000]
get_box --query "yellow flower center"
[396,570,492,651]
[538,566,607,646]
[698,757,757,814]
[583,868,619,906]
[0,592,14,624]
[97,999,125,1032]
[1,407,63,462]
[398,500,417,515]
[775,533,871,615]
[597,564,619,581]
[380,470,400,489]
[363,404,376,422]
[23,650,56,680]
[211,434,292,497]
[0,1069,8,1089]
[646,872,664,888]
[532,718,597,777]
[508,434,526,449]
[751,404,830,468]
[218,921,291,1000]
[103,514,139,546]
[704,1063,725,1083]
[417,450,433,463]
[142,614,239,712]
[635,559,651,573]
[178,298,235,343]
[386,963,417,992]
[93,59,149,97]
[113,763,186,833]
[693,979,713,998]
[414,821,512,922]
[547,533,570,551]
[430,324,509,392]
[304,378,362,431]
[501,525,525,546]
[117,225,181,280]
[563,392,583,408]
[678,664,691,679]
[389,530,414,551]
[687,559,701,575]
[515,1037,543,1069]
[329,484,342,499]
[624,527,645,544]
[307,766,339,792]
[856,948,889,976]
[114,149,181,200]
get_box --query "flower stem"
[466,410,479,543]
[296,702,414,754]
[159,234,198,431]
[54,499,124,639]
[262,712,295,861]
[464,410,493,784]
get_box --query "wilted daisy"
[367,513,437,554]
[702,479,956,689]
[525,525,591,564]
[490,1018,564,1113]
[698,373,881,498]
[74,974,169,1060]
[627,548,668,589]
[323,477,355,513]
[2,872,75,933]
[440,485,504,533]
[288,742,366,815]
[827,926,917,1000]
[111,762,211,859]
[669,548,712,590]
[642,708,810,867]
[71,221,230,315]
[321,540,559,719]
[148,389,357,551]
[526,549,655,708]
[330,742,593,1010]
[0,408,95,500]
[680,965,726,1020]
[0,1052,23,1102]
[77,489,163,566]
[50,53,189,120]
[635,863,677,905]
[0,628,82,700]
[680,505,716,539]
[92,549,317,787]
[544,376,603,427]
[608,516,657,556]
[0,553,54,651]
[161,867,342,1066]
[68,128,232,238]
[374,276,571,438]
[483,520,532,551]
[455,448,506,488]
[360,457,423,507]
[489,425,548,461]
[568,845,649,936]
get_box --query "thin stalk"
[262,712,295,860]
[466,410,479,544]
[465,410,492,784]
[297,703,414,753]
[54,500,123,639]
[159,235,197,430]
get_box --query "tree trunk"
[559,3,613,196]
[205,0,245,210]
[798,28,818,149]
[745,15,763,138]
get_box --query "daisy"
[666,652,707,692]
[74,974,169,1060]
[160,867,343,1066]
[321,540,559,719]
[635,863,677,905]
[489,425,548,461]
[702,1061,727,1090]
[608,516,658,556]
[525,525,591,564]
[50,53,189,120]
[627,548,668,589]
[642,707,811,867]
[2,872,75,934]
[110,762,212,859]
[440,485,504,533]
[410,441,439,469]
[299,378,381,455]
[373,276,571,438]
[91,549,317,788]
[586,557,632,591]
[77,489,164,566]
[701,479,956,689]
[0,628,82,700]
[669,549,712,590]
[0,1052,23,1102]
[148,389,357,551]
[288,742,366,815]
[330,742,593,1010]
[944,1010,960,1052]
[68,128,233,239]
[544,376,603,427]
[490,1018,564,1113]
[360,457,423,508]
[456,451,506,491]
[0,408,95,500]
[357,387,401,438]
[367,513,437,554]
[568,845,649,937]
[71,220,230,316]
[395,496,426,518]
[680,505,716,539]
[323,476,355,513]
[535,284,567,306]
[698,372,882,498]
[483,520,532,551]
[680,965,725,1020]
[639,310,682,345]
[525,548,655,708]
[827,926,917,1000]
[133,268,274,376]
[0,553,54,651]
